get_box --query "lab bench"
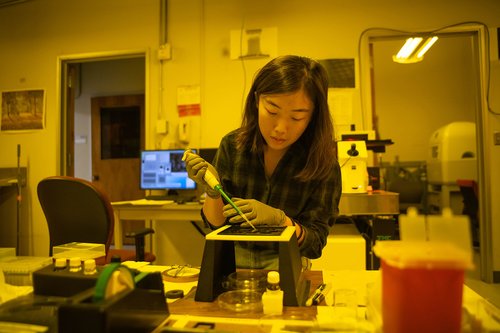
[338,190,400,270]
[2,268,494,333]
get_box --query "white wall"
[0,0,160,255]
[373,36,477,163]
[1,0,499,278]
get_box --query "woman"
[184,55,341,269]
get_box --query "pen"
[306,283,329,306]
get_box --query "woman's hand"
[223,198,286,227]
[182,150,220,198]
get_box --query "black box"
[33,264,101,297]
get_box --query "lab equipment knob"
[347,143,359,157]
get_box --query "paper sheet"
[111,199,174,206]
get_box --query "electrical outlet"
[156,120,169,134]
[158,43,171,61]
[494,132,500,145]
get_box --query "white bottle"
[68,257,82,273]
[54,258,67,271]
[83,259,97,275]
[262,271,284,315]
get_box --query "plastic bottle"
[54,258,67,272]
[83,259,97,275]
[68,257,82,273]
[262,271,284,315]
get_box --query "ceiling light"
[393,36,438,64]
[416,36,438,58]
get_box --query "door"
[91,94,145,244]
[91,94,145,200]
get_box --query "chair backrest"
[37,176,114,256]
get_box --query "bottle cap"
[84,259,97,274]
[267,271,280,284]
[54,258,67,269]
[69,257,81,267]
[69,257,82,272]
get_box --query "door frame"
[57,49,150,178]
[360,24,493,282]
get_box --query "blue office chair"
[37,176,155,265]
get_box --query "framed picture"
[1,89,45,132]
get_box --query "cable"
[239,19,248,114]
[339,155,352,169]
[190,220,207,237]
[16,144,21,256]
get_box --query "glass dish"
[223,269,267,292]
[217,290,263,313]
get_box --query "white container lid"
[373,241,473,270]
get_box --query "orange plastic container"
[374,241,472,333]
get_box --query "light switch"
[156,120,168,134]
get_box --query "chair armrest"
[125,228,155,262]
[125,227,154,239]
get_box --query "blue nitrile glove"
[222,198,286,227]
[182,150,220,199]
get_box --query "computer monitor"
[140,149,196,192]
[199,148,218,164]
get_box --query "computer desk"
[111,191,399,265]
[111,202,203,264]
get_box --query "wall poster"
[1,89,45,132]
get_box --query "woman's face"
[258,88,313,153]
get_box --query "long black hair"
[236,55,337,181]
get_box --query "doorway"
[364,25,492,282]
[91,94,144,201]
[60,52,148,244]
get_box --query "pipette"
[203,170,257,231]
[183,150,257,231]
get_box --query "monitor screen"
[199,148,218,164]
[140,149,196,190]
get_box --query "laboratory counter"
[154,268,499,333]
[165,269,323,320]
[1,266,499,333]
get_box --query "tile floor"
[465,249,500,308]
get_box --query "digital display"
[140,149,196,190]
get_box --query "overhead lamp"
[393,36,438,64]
